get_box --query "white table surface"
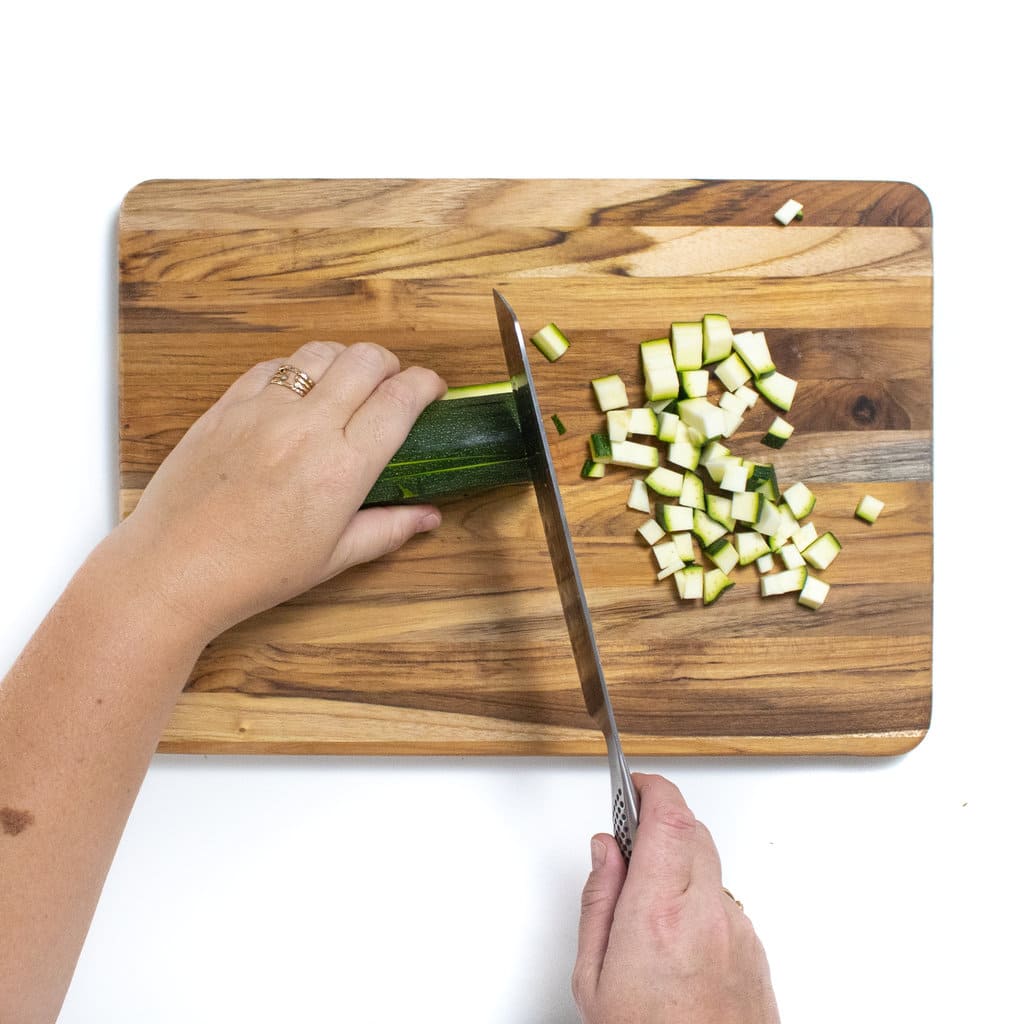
[2,4,1019,1021]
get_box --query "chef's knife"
[493,289,639,862]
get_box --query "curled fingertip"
[417,509,442,533]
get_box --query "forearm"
[0,526,211,1023]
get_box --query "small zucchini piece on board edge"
[362,385,531,506]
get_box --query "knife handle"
[609,744,639,864]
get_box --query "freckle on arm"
[1,806,35,836]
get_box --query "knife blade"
[492,289,639,861]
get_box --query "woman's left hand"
[117,340,447,640]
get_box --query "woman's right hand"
[572,774,780,1024]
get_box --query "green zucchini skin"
[362,390,531,506]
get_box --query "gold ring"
[268,364,316,398]
[722,888,744,911]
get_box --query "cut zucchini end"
[702,568,735,605]
[530,323,571,362]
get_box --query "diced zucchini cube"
[627,478,651,514]
[779,543,806,569]
[655,503,694,533]
[693,509,728,547]
[674,564,704,600]
[855,494,885,524]
[761,415,794,449]
[637,519,666,545]
[667,435,700,471]
[641,338,679,401]
[652,539,682,570]
[645,466,684,497]
[802,531,841,571]
[706,537,739,574]
[760,567,808,596]
[798,574,831,610]
[628,407,659,436]
[705,493,737,532]
[736,531,770,566]
[678,470,705,509]
[755,552,776,574]
[679,369,709,398]
[774,199,804,226]
[792,522,819,552]
[731,490,763,525]
[657,410,681,442]
[714,352,753,392]
[756,371,798,412]
[591,374,629,411]
[732,330,776,379]
[670,322,703,371]
[720,462,750,493]
[530,322,571,362]
[589,433,613,464]
[703,567,735,605]
[702,314,734,365]
[783,481,816,519]
[673,531,696,563]
[606,409,630,443]
[677,397,725,440]
[610,440,660,470]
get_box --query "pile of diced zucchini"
[584,315,842,610]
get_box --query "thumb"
[573,834,627,1003]
[329,505,441,575]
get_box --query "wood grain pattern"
[118,179,933,755]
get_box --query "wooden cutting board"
[119,179,932,755]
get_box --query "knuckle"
[375,373,421,416]
[300,340,344,363]
[656,802,699,838]
[349,341,397,376]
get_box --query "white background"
[1,3,1018,1021]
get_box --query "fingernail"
[590,837,606,869]
[417,510,441,533]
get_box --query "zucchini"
[679,470,706,510]
[552,413,568,435]
[802,531,841,571]
[530,322,571,362]
[673,532,696,563]
[637,519,666,546]
[703,567,734,605]
[674,564,704,600]
[589,432,614,464]
[756,371,798,412]
[679,369,709,398]
[627,478,651,513]
[702,314,734,365]
[714,352,753,392]
[670,321,703,371]
[645,466,685,497]
[581,459,606,479]
[855,494,885,524]
[798,574,831,610]
[607,409,630,442]
[735,531,770,566]
[706,537,739,574]
[774,199,804,226]
[610,440,660,470]
[655,503,694,533]
[732,330,776,379]
[761,567,808,597]
[592,374,629,411]
[761,416,794,449]
[783,481,816,519]
[363,388,530,506]
[640,337,679,401]
[657,410,681,442]
[628,406,660,436]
